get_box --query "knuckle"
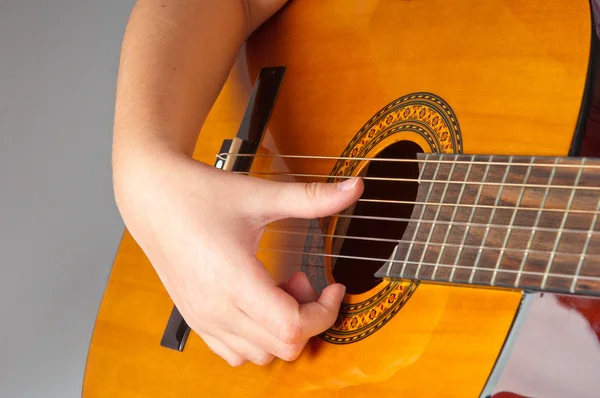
[279,345,303,362]
[253,352,275,366]
[301,182,321,207]
[227,356,247,367]
[188,320,209,336]
[278,319,302,344]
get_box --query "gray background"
[0,1,134,396]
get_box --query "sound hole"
[331,141,422,294]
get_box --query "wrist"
[112,136,189,212]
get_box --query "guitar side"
[83,1,594,397]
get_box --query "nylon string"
[256,247,600,284]
[217,152,600,170]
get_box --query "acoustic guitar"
[83,1,600,396]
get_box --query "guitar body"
[83,1,598,397]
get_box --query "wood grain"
[381,154,600,295]
[83,0,591,397]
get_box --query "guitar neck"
[375,153,600,296]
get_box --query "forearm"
[113,0,251,165]
[111,0,288,219]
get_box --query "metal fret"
[391,154,441,278]
[469,157,513,283]
[570,188,600,292]
[449,158,492,283]
[514,158,559,287]
[415,160,458,279]
[490,158,535,286]
[540,158,586,290]
[374,154,600,295]
[432,156,474,280]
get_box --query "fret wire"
[384,244,399,278]
[540,158,585,290]
[514,158,559,287]
[470,157,512,283]
[385,153,431,277]
[570,196,600,292]
[490,158,535,286]
[237,171,600,192]
[450,159,491,283]
[432,156,474,280]
[264,227,600,260]
[258,247,600,283]
[220,152,600,170]
[415,159,458,279]
[397,153,442,278]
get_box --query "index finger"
[235,259,346,344]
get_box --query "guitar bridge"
[160,66,286,351]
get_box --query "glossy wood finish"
[381,154,600,295]
[83,1,592,397]
[488,292,600,398]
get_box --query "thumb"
[257,176,364,222]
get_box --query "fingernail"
[340,284,347,299]
[337,177,359,191]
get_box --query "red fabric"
[581,98,600,157]
[581,2,600,158]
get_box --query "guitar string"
[256,247,600,284]
[222,153,600,212]
[217,152,600,170]
[284,213,600,236]
[261,227,600,262]
[266,191,600,283]
[260,260,600,290]
[298,198,598,215]
[356,199,597,216]
[220,165,600,214]
[232,170,600,192]
[219,152,600,285]
[261,259,600,290]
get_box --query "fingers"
[199,332,247,367]
[225,311,308,364]
[200,330,275,367]
[231,271,341,362]
[213,272,321,363]
[200,271,346,366]
[284,271,319,304]
[220,332,275,366]
[236,261,346,345]
[295,282,346,338]
[247,176,364,223]
[200,306,306,365]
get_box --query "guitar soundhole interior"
[331,140,422,294]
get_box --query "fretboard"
[374,153,600,296]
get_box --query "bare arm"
[111,0,363,367]
[113,0,287,177]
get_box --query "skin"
[112,0,364,367]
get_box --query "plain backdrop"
[0,1,134,396]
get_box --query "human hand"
[114,151,364,366]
